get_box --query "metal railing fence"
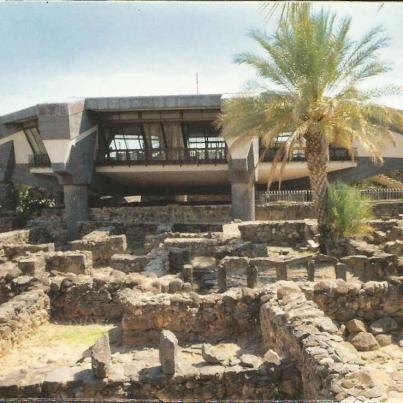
[259,188,403,204]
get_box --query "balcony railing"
[260,147,354,162]
[97,147,228,166]
[28,153,51,168]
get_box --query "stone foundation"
[239,220,315,245]
[0,289,50,356]
[310,277,403,323]
[260,282,388,401]
[120,288,262,344]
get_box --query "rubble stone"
[348,332,379,351]
[369,317,398,335]
[159,330,178,375]
[91,334,111,378]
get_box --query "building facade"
[0,94,402,238]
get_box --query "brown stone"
[91,334,111,379]
[375,334,392,347]
[159,330,178,376]
[346,319,367,334]
[348,332,379,351]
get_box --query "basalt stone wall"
[259,282,386,401]
[88,205,232,224]
[78,221,159,242]
[256,203,315,220]
[50,276,135,321]
[0,229,30,246]
[120,288,262,344]
[372,201,403,219]
[0,289,50,356]
[239,220,314,245]
[77,221,223,242]
[0,216,18,233]
[0,263,47,304]
[309,278,403,324]
[0,361,300,400]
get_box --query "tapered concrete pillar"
[64,184,88,240]
[228,139,257,222]
[0,182,17,211]
[231,181,255,221]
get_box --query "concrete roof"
[0,105,39,125]
[85,94,223,111]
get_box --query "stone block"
[348,332,379,351]
[346,319,366,334]
[182,264,193,284]
[44,251,92,274]
[168,247,190,273]
[168,278,183,293]
[369,317,398,335]
[110,254,147,273]
[70,234,127,264]
[217,264,227,292]
[4,243,55,259]
[335,263,347,281]
[306,260,315,282]
[276,264,288,281]
[246,264,258,288]
[159,330,178,376]
[91,334,111,379]
[17,254,46,274]
[221,256,249,271]
[384,240,403,255]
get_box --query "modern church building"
[0,94,402,237]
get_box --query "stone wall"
[0,360,299,400]
[372,201,403,219]
[260,282,386,401]
[0,262,46,304]
[0,229,30,246]
[0,289,50,356]
[0,216,18,233]
[50,275,134,321]
[310,277,403,323]
[256,203,315,220]
[239,220,315,245]
[120,288,262,344]
[89,205,231,224]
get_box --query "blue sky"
[0,1,402,114]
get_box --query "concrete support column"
[231,181,255,221]
[228,139,257,222]
[54,190,64,208]
[0,182,17,211]
[64,184,88,240]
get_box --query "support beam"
[231,181,255,221]
[64,184,88,240]
[228,139,257,221]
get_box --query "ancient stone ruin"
[0,205,401,402]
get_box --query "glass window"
[184,122,225,149]
[107,124,145,151]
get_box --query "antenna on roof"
[196,72,199,95]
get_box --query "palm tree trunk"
[304,132,330,253]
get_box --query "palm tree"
[218,4,403,250]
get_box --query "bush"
[15,185,55,226]
[326,182,373,240]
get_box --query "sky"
[0,1,403,115]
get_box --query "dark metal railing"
[28,153,51,168]
[259,146,354,162]
[97,147,228,166]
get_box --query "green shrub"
[15,185,55,225]
[326,182,373,239]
